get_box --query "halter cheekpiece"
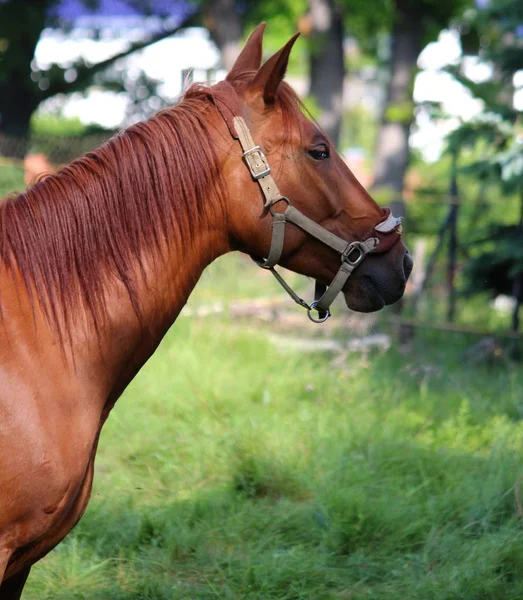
[213,82,402,323]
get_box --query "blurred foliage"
[341,104,378,156]
[444,66,513,114]
[341,0,473,57]
[464,225,523,297]
[244,0,306,50]
[30,114,88,137]
[456,0,523,75]
[0,162,24,199]
[0,0,200,147]
[441,0,523,307]
[31,114,117,137]
[341,0,392,55]
[447,114,522,194]
[385,99,415,124]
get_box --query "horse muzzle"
[343,241,413,312]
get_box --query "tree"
[0,0,201,158]
[446,0,523,331]
[299,0,345,146]
[372,0,422,218]
[371,0,473,219]
[205,0,310,72]
[204,0,243,70]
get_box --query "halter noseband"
[213,83,402,323]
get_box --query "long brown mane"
[0,77,304,339]
[0,86,229,337]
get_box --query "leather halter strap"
[213,84,402,322]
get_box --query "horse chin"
[342,280,386,313]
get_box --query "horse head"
[215,24,412,316]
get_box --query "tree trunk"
[0,0,48,158]
[372,1,422,219]
[205,0,243,72]
[0,0,200,160]
[0,96,40,160]
[306,0,345,147]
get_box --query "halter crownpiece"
[212,83,402,323]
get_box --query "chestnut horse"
[0,24,411,598]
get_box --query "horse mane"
[0,74,305,342]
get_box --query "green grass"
[2,160,522,597]
[0,162,24,199]
[19,256,523,599]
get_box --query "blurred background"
[1,1,523,599]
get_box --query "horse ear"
[226,23,266,80]
[250,32,300,104]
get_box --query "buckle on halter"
[243,146,271,180]
[342,242,366,266]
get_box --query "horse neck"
[2,103,233,413]
[95,206,230,413]
[81,139,232,410]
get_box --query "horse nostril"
[403,252,413,281]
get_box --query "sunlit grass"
[3,164,522,598]
[22,299,523,599]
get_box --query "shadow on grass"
[25,437,523,600]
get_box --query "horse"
[0,24,412,598]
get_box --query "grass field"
[15,254,522,600]
[0,162,25,199]
[3,165,523,598]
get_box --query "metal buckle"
[243,146,271,180]
[341,242,366,266]
[307,301,331,324]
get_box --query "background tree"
[446,0,523,331]
[206,0,306,70]
[299,0,345,146]
[372,0,473,220]
[204,0,243,70]
[0,0,201,158]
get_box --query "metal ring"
[307,301,331,324]
[342,242,365,266]
[269,196,290,216]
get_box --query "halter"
[213,83,402,323]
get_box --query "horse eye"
[308,145,330,160]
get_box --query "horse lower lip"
[343,280,385,312]
[365,284,386,309]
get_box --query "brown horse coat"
[0,24,411,598]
